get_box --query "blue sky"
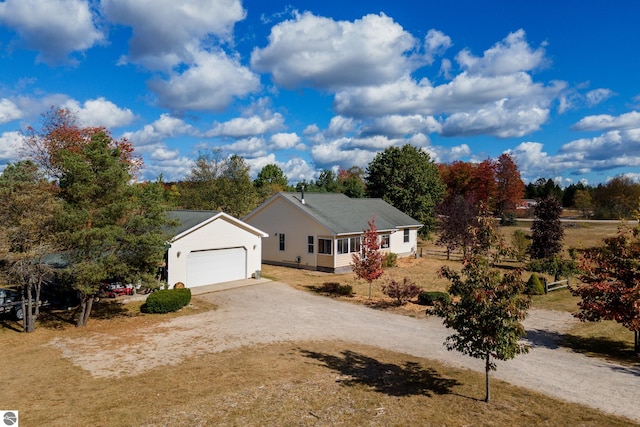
[1,0,640,186]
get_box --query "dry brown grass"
[1,317,636,427]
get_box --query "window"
[307,236,314,253]
[404,229,410,243]
[350,237,361,253]
[279,233,285,251]
[380,234,390,248]
[337,238,349,254]
[318,238,332,254]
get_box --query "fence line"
[545,279,569,294]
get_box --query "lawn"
[0,306,636,427]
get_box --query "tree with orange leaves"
[21,107,141,179]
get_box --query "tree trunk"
[485,353,491,403]
[635,330,639,354]
[76,294,94,327]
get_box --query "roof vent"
[301,186,305,205]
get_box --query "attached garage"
[165,211,268,289]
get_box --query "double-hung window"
[307,236,314,253]
[403,229,410,243]
[380,234,390,248]
[279,233,285,251]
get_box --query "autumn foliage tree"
[351,216,384,299]
[494,153,525,216]
[571,225,640,353]
[22,107,141,179]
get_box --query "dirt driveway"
[51,281,640,422]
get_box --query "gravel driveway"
[51,281,640,422]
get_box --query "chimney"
[301,185,305,205]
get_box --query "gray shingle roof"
[165,210,219,237]
[278,192,421,235]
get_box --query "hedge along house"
[243,192,422,273]
[165,210,268,289]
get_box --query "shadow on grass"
[300,348,462,398]
[91,300,132,319]
[527,329,640,367]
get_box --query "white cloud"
[572,111,640,132]
[123,114,194,147]
[456,29,547,76]
[63,97,135,128]
[560,129,640,159]
[148,49,260,112]
[585,88,614,106]
[0,0,103,65]
[222,136,268,158]
[251,12,417,89]
[102,0,245,70]
[208,113,285,137]
[0,131,23,162]
[310,138,381,170]
[269,132,302,150]
[327,116,357,136]
[362,114,441,137]
[424,29,452,62]
[0,99,23,124]
[441,97,550,138]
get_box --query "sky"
[1,0,640,187]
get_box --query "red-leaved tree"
[571,225,640,353]
[351,216,384,299]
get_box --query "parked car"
[99,282,135,298]
[0,288,23,320]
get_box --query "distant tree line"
[525,176,640,219]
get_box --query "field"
[1,220,638,426]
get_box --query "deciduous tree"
[351,216,384,299]
[494,153,525,216]
[435,256,530,402]
[366,145,444,237]
[0,161,61,332]
[571,225,640,353]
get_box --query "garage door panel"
[186,247,246,287]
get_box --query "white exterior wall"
[388,228,419,257]
[245,197,330,270]
[167,216,264,288]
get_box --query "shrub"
[382,252,398,268]
[337,284,353,296]
[526,273,545,295]
[320,282,340,293]
[500,211,517,226]
[320,282,352,296]
[141,288,192,314]
[381,277,422,305]
[511,229,529,262]
[417,291,451,306]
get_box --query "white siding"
[167,215,263,288]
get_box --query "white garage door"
[186,247,247,287]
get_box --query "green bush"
[382,252,398,268]
[320,282,352,296]
[337,284,353,296]
[526,273,545,295]
[417,291,451,306]
[141,288,192,314]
